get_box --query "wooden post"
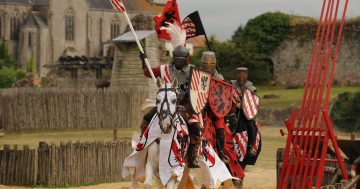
[350,133,355,140]
[113,129,118,141]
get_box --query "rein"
[156,84,180,133]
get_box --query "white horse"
[144,78,182,189]
[124,78,236,189]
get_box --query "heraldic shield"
[242,89,260,120]
[189,67,211,114]
[209,78,233,118]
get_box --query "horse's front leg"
[144,142,159,189]
[166,176,179,189]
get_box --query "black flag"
[182,11,206,40]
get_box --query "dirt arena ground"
[0,126,354,189]
[0,126,287,189]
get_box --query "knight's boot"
[216,128,230,164]
[247,145,257,157]
[187,136,201,168]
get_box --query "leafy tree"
[192,12,291,84]
[330,92,360,133]
[0,42,12,68]
[236,12,290,55]
[232,25,244,43]
[26,57,37,74]
[0,42,25,88]
[193,37,272,84]
[0,66,25,88]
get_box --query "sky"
[177,0,360,41]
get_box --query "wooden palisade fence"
[0,88,148,131]
[0,145,36,186]
[0,140,132,187]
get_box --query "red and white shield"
[189,67,211,114]
[242,89,259,120]
[209,78,233,118]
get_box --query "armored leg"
[246,120,257,157]
[216,128,230,164]
[187,122,201,168]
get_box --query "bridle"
[156,84,179,133]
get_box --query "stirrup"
[248,146,257,157]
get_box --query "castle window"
[65,8,75,41]
[28,32,32,47]
[111,17,120,39]
[0,16,2,39]
[10,12,20,41]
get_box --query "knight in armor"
[229,67,258,159]
[140,45,202,168]
[200,51,229,163]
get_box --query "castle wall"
[0,5,32,63]
[271,24,360,86]
[48,0,89,64]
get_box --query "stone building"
[0,0,166,77]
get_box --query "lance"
[110,0,157,85]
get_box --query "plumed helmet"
[173,45,189,69]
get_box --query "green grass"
[257,86,360,109]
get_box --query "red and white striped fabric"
[160,65,172,83]
[233,131,248,162]
[232,88,241,103]
[189,68,211,114]
[188,113,204,128]
[110,0,126,13]
[252,130,261,153]
[242,89,259,120]
[252,122,261,153]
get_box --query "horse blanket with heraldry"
[122,114,236,187]
[202,113,245,180]
[231,121,262,165]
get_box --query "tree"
[236,12,290,55]
[193,37,272,84]
[232,25,244,43]
[0,42,12,68]
[330,92,360,133]
[0,66,25,88]
[0,42,25,88]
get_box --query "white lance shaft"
[123,12,157,84]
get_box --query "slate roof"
[0,0,32,5]
[34,0,49,5]
[87,0,138,11]
[112,30,155,42]
[0,0,49,5]
[23,11,47,28]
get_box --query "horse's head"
[156,78,178,134]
